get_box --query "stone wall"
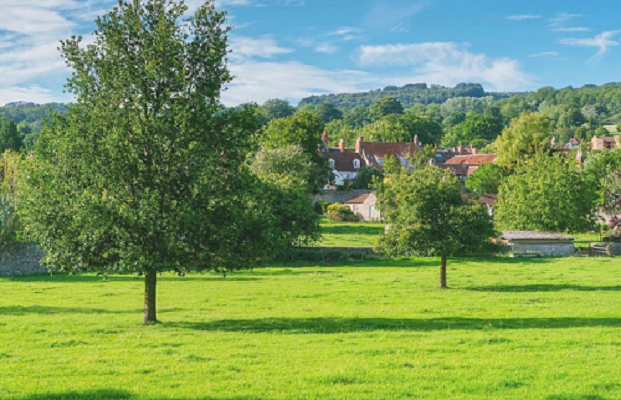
[312,189,373,205]
[0,244,46,277]
[507,241,576,257]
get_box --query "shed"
[501,231,575,257]
[344,193,381,222]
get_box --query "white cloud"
[357,42,531,91]
[315,44,338,54]
[552,27,590,32]
[223,61,377,106]
[0,85,71,106]
[507,14,541,21]
[229,35,294,60]
[529,51,560,58]
[364,0,429,31]
[561,30,621,62]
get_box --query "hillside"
[298,83,514,109]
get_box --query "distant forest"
[1,82,621,153]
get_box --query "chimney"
[322,130,329,147]
[355,135,364,154]
[472,148,479,155]
[339,139,345,153]
[457,145,463,153]
[413,134,419,148]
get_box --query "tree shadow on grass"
[321,224,384,237]
[467,284,621,292]
[168,317,621,334]
[546,395,609,400]
[3,274,263,283]
[0,306,134,316]
[17,389,267,400]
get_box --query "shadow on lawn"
[321,224,384,236]
[169,317,621,334]
[4,274,263,283]
[17,389,267,400]
[467,284,621,292]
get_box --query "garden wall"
[0,244,46,277]
[312,189,373,204]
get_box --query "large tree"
[259,99,296,123]
[376,166,497,288]
[465,163,505,195]
[0,118,23,153]
[17,0,271,325]
[495,154,597,233]
[370,97,404,120]
[495,113,552,168]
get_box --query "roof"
[327,152,365,172]
[440,164,479,176]
[480,194,498,207]
[501,231,575,241]
[363,142,417,158]
[444,154,497,166]
[345,193,374,204]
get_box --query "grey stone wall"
[312,189,373,204]
[507,241,575,257]
[0,244,46,277]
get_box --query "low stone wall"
[312,189,373,205]
[0,244,46,277]
[507,241,575,257]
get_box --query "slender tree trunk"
[143,270,157,325]
[439,255,448,289]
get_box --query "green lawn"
[318,219,384,247]
[2,257,621,400]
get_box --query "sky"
[0,0,620,106]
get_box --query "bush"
[327,204,359,222]
[313,201,331,215]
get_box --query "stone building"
[345,193,381,222]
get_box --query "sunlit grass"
[2,256,621,399]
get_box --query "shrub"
[327,204,359,222]
[313,201,331,215]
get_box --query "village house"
[591,135,620,150]
[354,135,418,171]
[322,131,367,185]
[440,153,497,181]
[344,192,381,221]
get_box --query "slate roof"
[501,231,575,241]
[327,152,365,172]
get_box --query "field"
[2,256,621,400]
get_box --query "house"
[354,135,417,171]
[501,231,575,257]
[321,132,367,185]
[345,192,381,221]
[591,135,620,150]
[480,194,498,216]
[440,153,497,181]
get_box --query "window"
[353,159,360,169]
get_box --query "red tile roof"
[444,154,497,165]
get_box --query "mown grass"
[2,257,621,399]
[318,219,384,247]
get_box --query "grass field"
[2,257,621,400]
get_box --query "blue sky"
[0,0,620,106]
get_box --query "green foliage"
[248,145,314,191]
[343,106,372,129]
[0,150,24,252]
[376,166,496,258]
[400,114,443,144]
[327,204,359,222]
[495,113,553,168]
[370,97,404,119]
[0,118,24,153]
[313,201,331,215]
[261,112,331,192]
[496,155,597,232]
[442,114,503,147]
[259,99,296,123]
[315,103,343,124]
[583,149,621,209]
[465,164,505,194]
[350,167,384,190]
[299,83,487,109]
[360,113,442,144]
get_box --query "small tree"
[495,154,598,233]
[370,97,404,120]
[376,166,497,288]
[17,0,268,325]
[350,167,384,190]
[495,113,552,168]
[0,118,24,153]
[465,163,505,194]
[327,204,358,222]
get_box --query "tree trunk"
[143,270,157,325]
[439,255,448,289]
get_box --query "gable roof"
[363,142,417,158]
[444,154,497,166]
[345,193,374,204]
[327,152,365,172]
